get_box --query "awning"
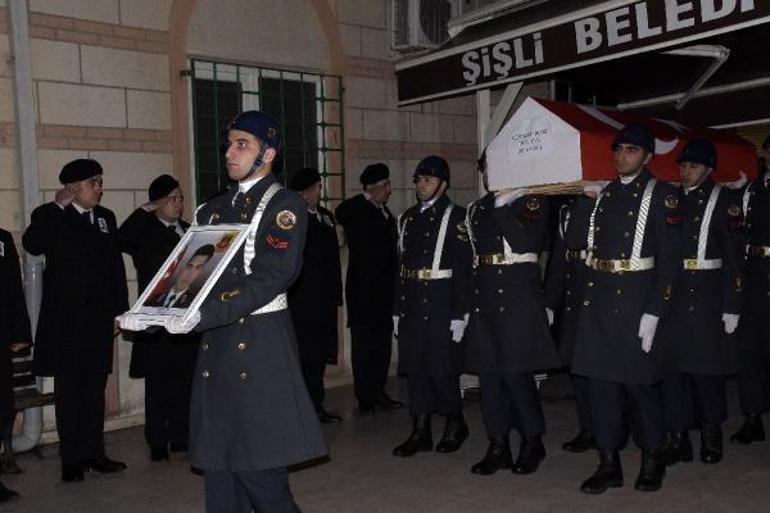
[395,0,770,126]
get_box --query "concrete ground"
[2,373,770,513]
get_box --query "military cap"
[148,174,180,201]
[677,139,717,169]
[613,124,655,154]
[228,110,282,151]
[290,168,321,191]
[59,159,103,185]
[360,163,389,186]
[413,155,450,185]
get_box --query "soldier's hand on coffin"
[723,171,747,190]
[117,313,149,332]
[545,308,554,326]
[450,318,468,343]
[392,315,400,338]
[494,188,530,208]
[54,183,80,207]
[165,311,201,334]
[722,313,740,335]
[638,313,659,353]
[582,181,610,199]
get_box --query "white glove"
[722,313,740,334]
[494,188,529,208]
[638,313,659,353]
[724,171,747,190]
[165,311,201,334]
[393,315,400,338]
[450,316,469,343]
[583,181,610,198]
[117,313,149,332]
[546,308,555,326]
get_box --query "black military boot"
[634,450,665,492]
[470,437,512,475]
[700,425,723,464]
[512,437,546,474]
[435,415,469,453]
[562,430,595,453]
[729,414,765,445]
[580,451,623,494]
[663,431,693,466]
[392,415,432,457]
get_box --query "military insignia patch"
[728,205,742,217]
[276,210,297,231]
[266,233,289,250]
[664,195,679,209]
[457,221,469,242]
[526,197,541,211]
[97,218,109,234]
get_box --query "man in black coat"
[566,125,681,494]
[22,159,129,482]
[120,111,326,513]
[336,164,402,413]
[288,167,343,423]
[657,140,744,466]
[0,228,32,501]
[391,156,473,458]
[465,158,561,476]
[120,175,200,461]
[732,133,770,444]
[543,198,595,453]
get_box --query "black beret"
[677,139,717,169]
[148,174,180,201]
[290,168,321,191]
[59,159,103,185]
[192,244,215,260]
[612,124,655,154]
[360,163,389,186]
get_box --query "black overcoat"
[190,173,326,472]
[22,203,128,376]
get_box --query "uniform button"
[692,235,698,241]
[565,307,572,312]
[620,252,627,258]
[474,307,480,313]
[496,236,502,241]
[616,289,622,295]
[239,318,246,324]
[424,232,430,237]
[566,290,572,296]
[499,306,506,313]
[566,273,571,279]
[694,216,701,222]
[474,289,480,294]
[613,308,620,314]
[423,249,429,254]
[497,269,503,276]
[202,370,210,378]
[422,299,428,304]
[497,288,503,294]
[698,200,704,205]
[201,343,209,351]
[231,268,238,274]
[583,300,591,306]
[587,281,594,287]
[237,342,246,351]
[632,193,638,198]
[240,371,248,379]
[423,315,429,321]
[624,232,630,238]
[689,288,695,294]
[240,213,249,221]
[628,210,635,217]
[688,306,695,312]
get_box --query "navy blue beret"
[228,110,282,151]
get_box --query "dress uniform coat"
[191,173,326,472]
[120,208,199,450]
[659,179,743,376]
[0,230,32,422]
[395,195,472,377]
[22,203,128,377]
[465,193,560,374]
[566,170,681,386]
[288,205,343,410]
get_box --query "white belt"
[250,293,288,315]
[683,258,722,270]
[401,268,453,280]
[475,252,539,266]
[586,255,656,273]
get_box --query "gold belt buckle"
[417,269,431,280]
[684,259,698,270]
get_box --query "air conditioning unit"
[392,0,461,51]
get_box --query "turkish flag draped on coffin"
[485,97,758,192]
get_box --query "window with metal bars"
[188,60,346,208]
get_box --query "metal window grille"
[187,59,346,208]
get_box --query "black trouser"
[736,302,770,415]
[54,373,108,465]
[662,371,727,433]
[407,374,462,417]
[204,467,296,513]
[479,372,545,440]
[572,374,593,433]
[589,378,665,452]
[299,348,327,412]
[350,318,393,408]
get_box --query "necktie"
[167,224,180,239]
[164,292,177,308]
[82,210,92,225]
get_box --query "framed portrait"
[128,224,249,326]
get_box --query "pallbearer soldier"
[465,154,561,476]
[658,139,744,466]
[543,198,595,453]
[392,156,473,457]
[120,110,326,512]
[732,133,770,444]
[566,124,681,493]
[288,167,344,423]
